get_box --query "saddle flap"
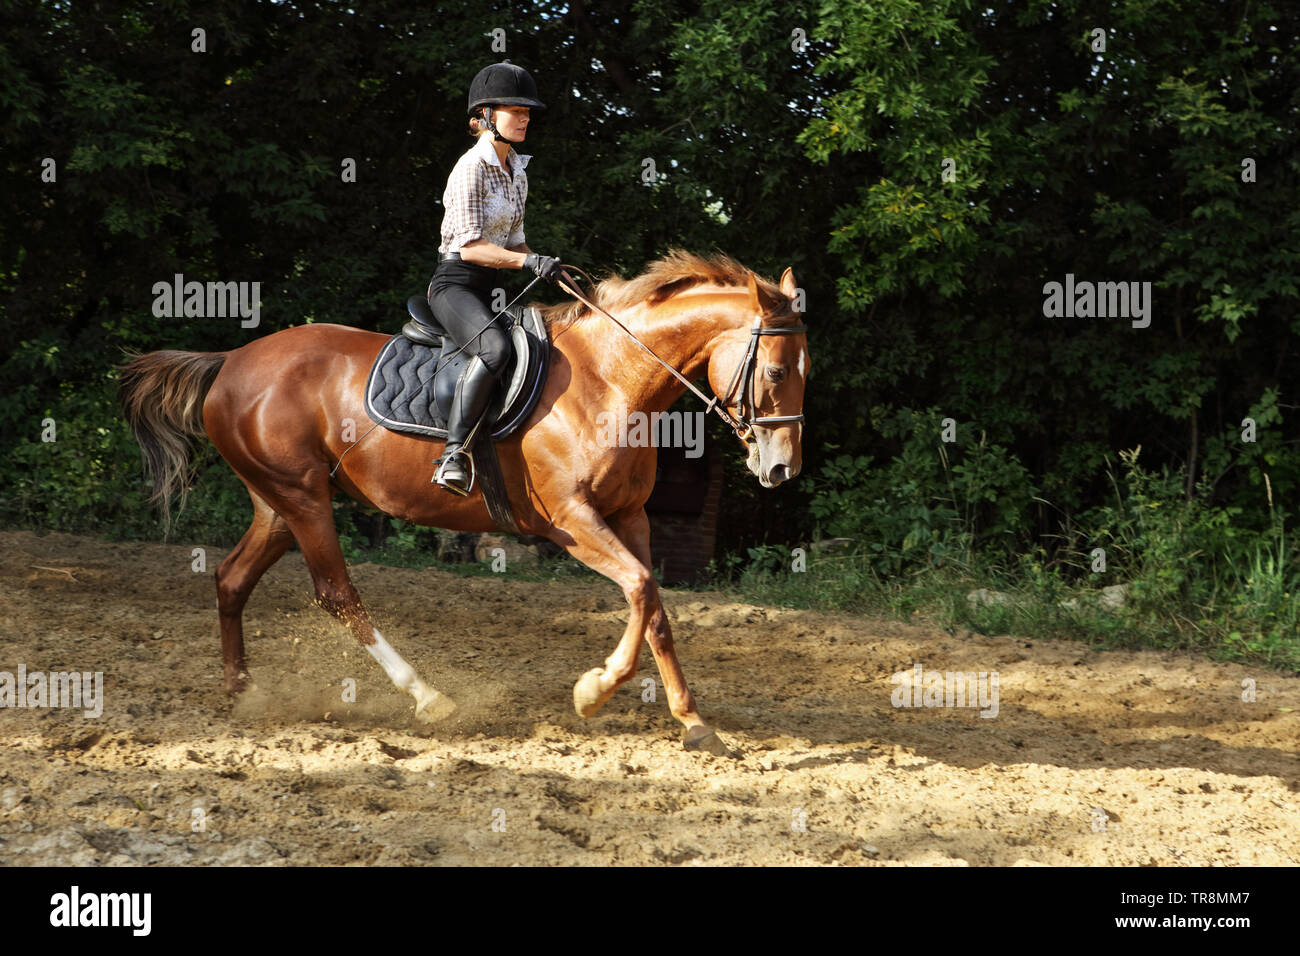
[499,323,532,412]
[365,303,551,442]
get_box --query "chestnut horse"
[118,250,809,752]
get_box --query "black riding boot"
[434,356,499,496]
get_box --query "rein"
[556,265,806,438]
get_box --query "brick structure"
[644,442,724,584]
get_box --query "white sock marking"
[366,627,419,693]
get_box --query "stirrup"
[434,406,490,497]
[433,449,476,496]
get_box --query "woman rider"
[427,61,564,495]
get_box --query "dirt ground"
[1,528,1296,866]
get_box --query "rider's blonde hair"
[467,106,489,137]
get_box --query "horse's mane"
[538,248,801,332]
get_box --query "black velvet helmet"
[467,62,546,114]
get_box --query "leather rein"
[555,264,807,439]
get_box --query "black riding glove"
[523,253,565,284]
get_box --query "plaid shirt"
[439,133,531,254]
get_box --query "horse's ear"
[779,267,797,300]
[746,271,761,316]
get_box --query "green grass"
[730,547,1300,673]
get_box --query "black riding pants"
[427,258,511,377]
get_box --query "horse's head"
[707,267,809,488]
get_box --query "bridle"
[556,265,807,440]
[714,315,808,438]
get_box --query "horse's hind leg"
[266,481,457,723]
[216,489,294,692]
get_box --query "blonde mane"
[538,248,799,330]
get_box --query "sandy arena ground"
[1,529,1296,866]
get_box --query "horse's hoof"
[415,693,457,724]
[224,672,250,695]
[573,668,608,718]
[682,725,727,755]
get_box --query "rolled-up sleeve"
[443,159,486,250]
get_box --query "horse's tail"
[117,349,228,532]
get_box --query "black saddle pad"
[364,305,550,441]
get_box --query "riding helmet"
[467,61,547,114]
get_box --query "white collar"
[473,132,531,171]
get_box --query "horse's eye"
[765,365,786,383]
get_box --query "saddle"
[365,296,550,441]
[363,296,551,533]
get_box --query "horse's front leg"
[568,505,651,719]
[554,503,724,753]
